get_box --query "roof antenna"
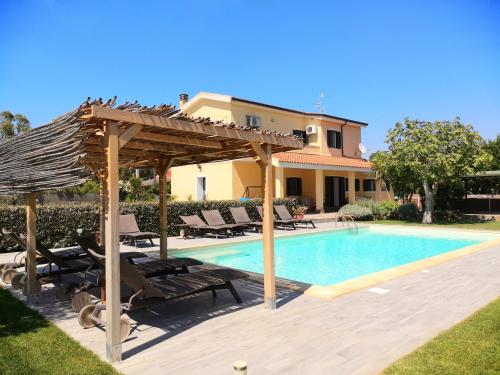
[314,92,325,114]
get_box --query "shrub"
[338,204,374,220]
[354,198,381,218]
[397,203,419,221]
[0,198,295,252]
[378,200,400,219]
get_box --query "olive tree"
[373,118,491,223]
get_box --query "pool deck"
[1,223,500,374]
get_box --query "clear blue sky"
[1,0,499,152]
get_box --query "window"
[327,130,342,149]
[355,179,360,192]
[246,115,261,128]
[286,177,302,196]
[345,178,348,191]
[363,179,376,192]
[293,129,309,144]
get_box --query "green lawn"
[367,219,500,231]
[383,298,500,375]
[0,287,120,375]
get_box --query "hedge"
[0,198,295,252]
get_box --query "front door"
[325,176,346,211]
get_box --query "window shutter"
[335,131,342,149]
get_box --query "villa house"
[171,92,393,211]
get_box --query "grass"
[0,287,120,375]
[367,219,500,231]
[383,297,500,375]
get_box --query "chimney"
[179,93,189,108]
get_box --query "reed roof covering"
[0,98,303,194]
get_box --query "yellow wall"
[232,161,262,199]
[182,98,232,123]
[171,161,234,201]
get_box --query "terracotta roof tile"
[273,152,373,169]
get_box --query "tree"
[373,118,491,223]
[485,135,500,170]
[0,111,31,139]
[370,150,421,202]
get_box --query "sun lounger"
[274,205,316,228]
[76,234,203,278]
[201,210,246,235]
[119,214,159,247]
[256,206,296,230]
[77,244,249,342]
[180,214,233,238]
[229,206,263,232]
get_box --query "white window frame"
[196,175,207,201]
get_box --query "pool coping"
[171,224,500,301]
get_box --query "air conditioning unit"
[246,115,261,128]
[306,125,317,135]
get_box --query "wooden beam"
[262,144,276,310]
[118,124,143,149]
[25,192,37,300]
[104,122,122,362]
[89,105,304,149]
[250,142,268,165]
[99,171,107,247]
[155,158,173,260]
[133,131,222,149]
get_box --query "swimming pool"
[174,227,498,286]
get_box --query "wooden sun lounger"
[119,214,159,247]
[229,206,263,232]
[77,244,249,342]
[76,235,203,278]
[274,205,316,229]
[201,209,246,235]
[256,206,296,230]
[180,214,234,239]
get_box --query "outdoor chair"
[77,244,249,342]
[179,214,234,239]
[119,214,159,247]
[3,237,97,294]
[229,206,263,232]
[256,206,296,230]
[76,234,203,278]
[201,209,246,235]
[274,205,316,229]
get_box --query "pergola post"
[99,171,108,247]
[25,192,37,301]
[104,121,122,362]
[261,144,276,310]
[155,159,172,260]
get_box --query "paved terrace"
[1,223,499,375]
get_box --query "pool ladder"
[337,214,359,233]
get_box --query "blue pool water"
[175,228,492,286]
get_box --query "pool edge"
[304,237,500,300]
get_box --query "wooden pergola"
[0,98,303,362]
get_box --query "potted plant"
[293,205,307,220]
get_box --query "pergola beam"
[119,124,143,149]
[89,105,302,148]
[133,131,223,149]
